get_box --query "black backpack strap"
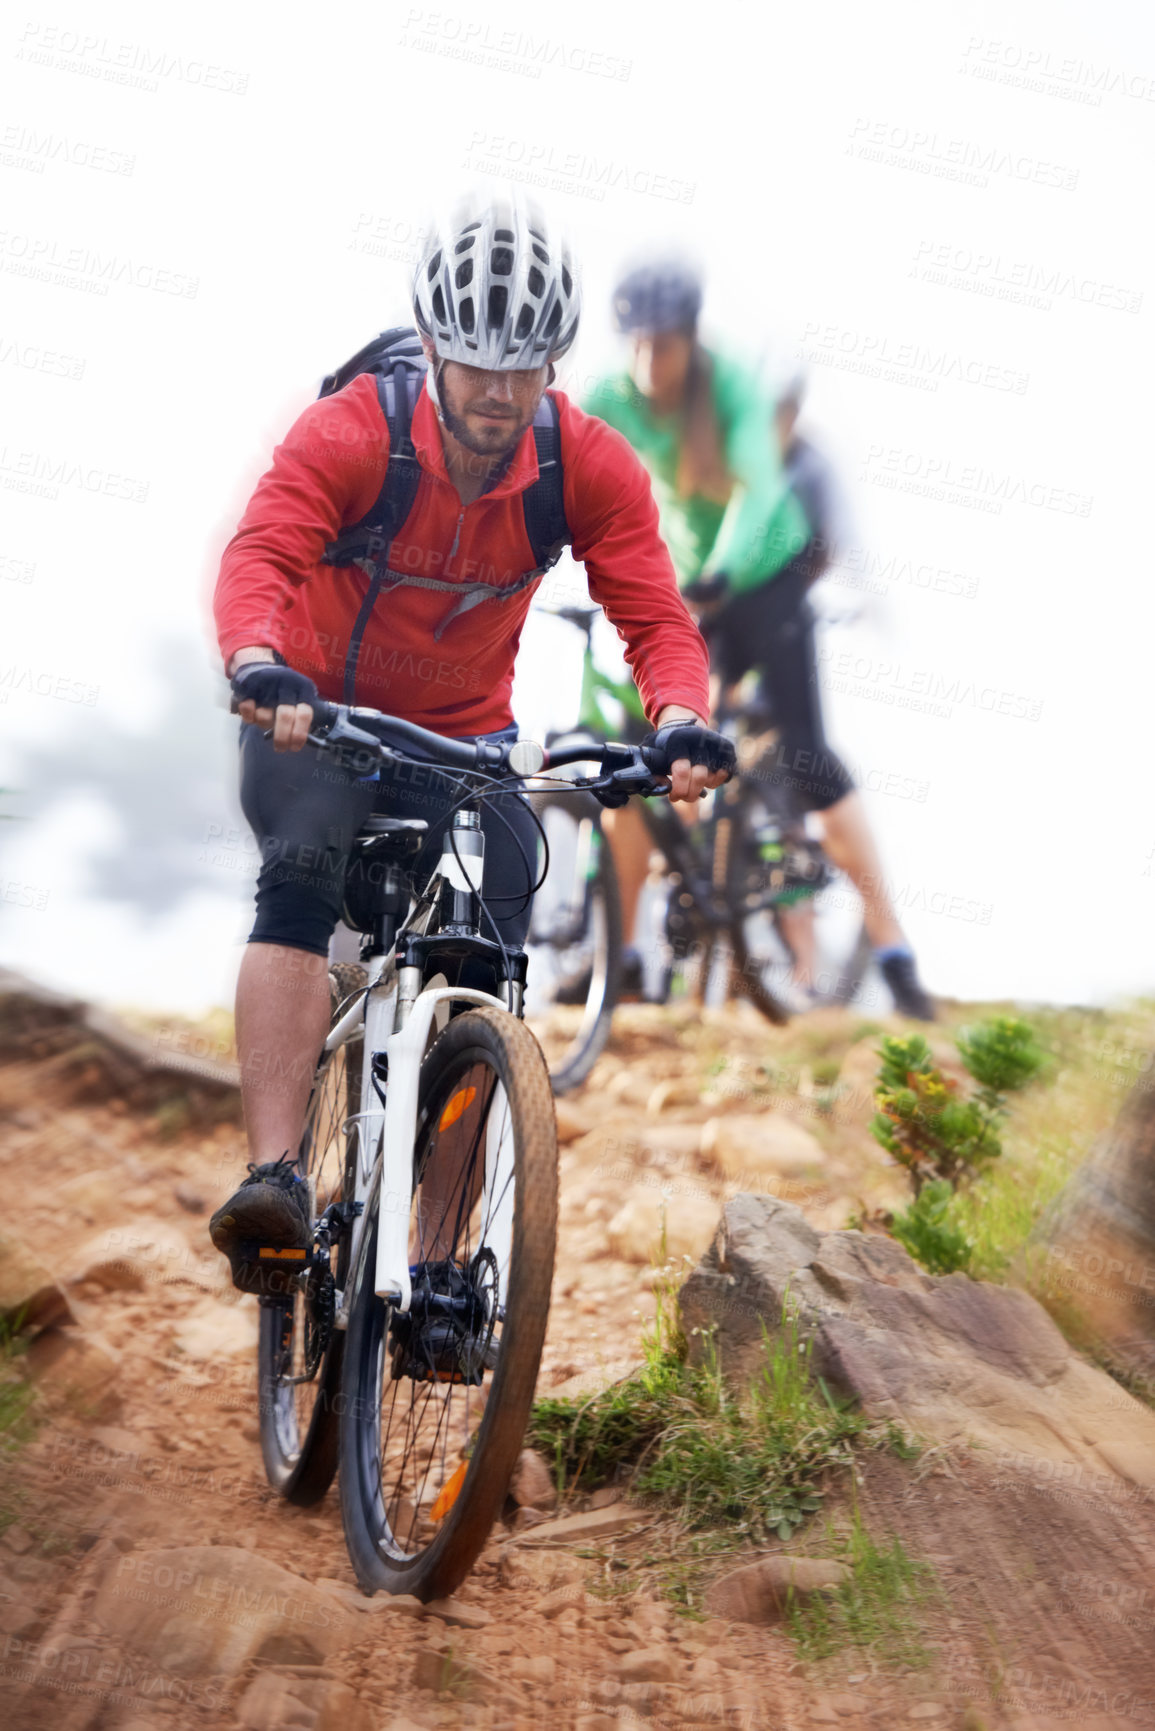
[340,365,423,704]
[523,394,570,573]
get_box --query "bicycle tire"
[257,963,366,1504]
[523,788,622,1094]
[339,1007,558,1599]
[726,777,872,1020]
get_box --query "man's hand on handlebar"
[648,706,736,803]
[229,653,317,753]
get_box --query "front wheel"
[339,1008,558,1599]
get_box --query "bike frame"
[326,882,518,1325]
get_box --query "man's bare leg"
[815,791,905,948]
[235,942,332,1164]
[601,803,651,948]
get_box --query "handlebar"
[303,700,673,801]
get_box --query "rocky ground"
[2,977,1155,1731]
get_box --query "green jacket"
[583,347,810,594]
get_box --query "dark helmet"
[611,259,703,336]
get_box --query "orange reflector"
[430,1459,468,1522]
[257,1247,307,1260]
[438,1086,477,1132]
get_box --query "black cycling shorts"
[704,545,855,813]
[238,722,539,965]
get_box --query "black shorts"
[238,722,538,964]
[705,545,855,813]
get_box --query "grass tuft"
[787,1503,937,1668]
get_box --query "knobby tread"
[339,1005,559,1599]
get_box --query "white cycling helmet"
[413,198,580,370]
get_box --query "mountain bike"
[252,698,672,1599]
[523,607,872,1093]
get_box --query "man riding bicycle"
[584,259,934,1021]
[208,201,734,1287]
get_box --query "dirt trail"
[2,982,1154,1731]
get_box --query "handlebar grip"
[310,698,339,731]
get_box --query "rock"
[509,1447,557,1512]
[25,1326,121,1417]
[619,1645,681,1683]
[509,1653,555,1683]
[421,1596,491,1628]
[497,1548,584,1591]
[512,1506,551,1532]
[67,1218,218,1293]
[705,1556,850,1623]
[539,1584,587,1618]
[679,1194,1155,1478]
[173,1297,259,1359]
[907,1709,944,1721]
[413,1645,484,1696]
[2,1526,34,1554]
[700,1113,827,1183]
[173,1183,207,1213]
[606,1190,717,1266]
[0,1233,73,1330]
[236,1671,373,1731]
[514,1502,649,1545]
[86,1545,360,1676]
[322,1586,424,1618]
[647,1078,702,1116]
[554,1099,591,1145]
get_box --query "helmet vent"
[455,258,474,289]
[527,266,544,298]
[543,302,562,337]
[459,296,475,334]
[487,285,509,329]
[427,251,442,282]
[491,246,513,277]
[494,228,515,242]
[431,285,447,325]
[514,303,534,340]
[454,236,474,254]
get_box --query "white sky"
[1,0,1153,1012]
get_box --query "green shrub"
[889,1180,973,1275]
[870,1019,1043,1197]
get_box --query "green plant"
[787,1503,936,1668]
[870,1019,1043,1197]
[530,1296,864,1546]
[0,1320,37,1534]
[889,1180,974,1276]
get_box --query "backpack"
[317,327,570,703]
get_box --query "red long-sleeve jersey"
[214,375,709,736]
